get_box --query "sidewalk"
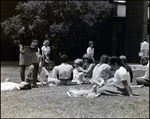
[1,61,147,71]
[128,63,147,71]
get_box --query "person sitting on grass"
[76,53,95,84]
[67,56,139,98]
[47,54,73,85]
[136,56,149,86]
[1,78,31,92]
[119,55,133,83]
[71,58,84,84]
[89,54,113,92]
[26,56,49,86]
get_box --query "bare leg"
[20,65,26,81]
[33,63,39,86]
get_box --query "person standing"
[18,16,39,88]
[86,41,95,63]
[139,38,149,63]
[41,40,51,70]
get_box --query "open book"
[93,76,105,86]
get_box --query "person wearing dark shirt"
[18,16,39,88]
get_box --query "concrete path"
[128,63,147,71]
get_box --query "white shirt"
[41,46,51,55]
[113,66,131,89]
[140,41,149,50]
[72,69,81,82]
[1,82,21,91]
[50,63,73,79]
[87,47,94,57]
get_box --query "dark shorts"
[59,79,70,85]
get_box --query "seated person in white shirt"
[1,78,31,92]
[137,56,149,86]
[71,58,84,84]
[47,54,73,85]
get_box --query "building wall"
[125,1,148,63]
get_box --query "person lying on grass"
[1,78,31,92]
[67,56,139,98]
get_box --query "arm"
[19,44,25,54]
[122,80,133,96]
[106,66,114,78]
[70,72,73,81]
[78,63,95,74]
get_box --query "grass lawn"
[1,64,149,118]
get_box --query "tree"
[1,1,113,64]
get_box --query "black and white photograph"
[1,0,149,118]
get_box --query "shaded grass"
[1,66,149,118]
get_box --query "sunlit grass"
[1,66,149,118]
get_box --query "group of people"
[1,16,149,99]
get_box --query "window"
[117,5,126,17]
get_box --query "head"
[74,58,83,68]
[60,54,68,63]
[20,82,31,90]
[21,16,29,27]
[141,56,149,66]
[82,53,94,64]
[119,55,127,65]
[109,56,123,71]
[99,54,109,64]
[88,41,94,47]
[43,40,49,46]
[142,38,147,42]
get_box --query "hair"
[82,53,94,64]
[143,38,147,42]
[20,83,31,90]
[43,40,49,45]
[109,56,124,66]
[74,59,83,67]
[100,54,109,64]
[60,54,68,63]
[119,55,127,64]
